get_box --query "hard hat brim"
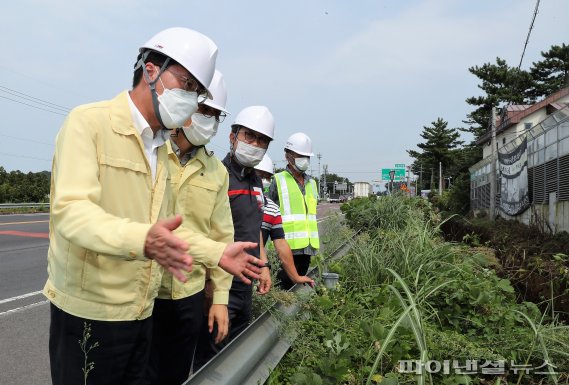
[285,147,313,157]
[204,99,230,114]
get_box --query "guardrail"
[185,225,354,385]
[0,203,49,208]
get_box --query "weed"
[78,322,99,385]
[268,196,569,384]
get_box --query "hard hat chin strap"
[138,51,171,130]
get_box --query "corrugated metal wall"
[470,106,569,232]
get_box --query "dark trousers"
[145,291,205,385]
[49,303,152,385]
[277,253,312,290]
[193,288,252,371]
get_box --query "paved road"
[0,213,50,385]
[0,204,341,385]
[315,201,342,219]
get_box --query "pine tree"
[407,118,463,190]
[529,43,569,99]
[463,58,535,141]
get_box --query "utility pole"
[317,153,322,198]
[406,166,410,192]
[322,164,328,197]
[439,162,442,196]
[489,107,497,220]
[388,170,395,196]
[419,164,423,196]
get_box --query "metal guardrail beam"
[185,224,354,385]
[186,286,310,385]
[0,203,49,208]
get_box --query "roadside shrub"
[269,195,569,385]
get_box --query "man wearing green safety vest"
[268,132,319,289]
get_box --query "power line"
[0,94,68,116]
[518,0,540,70]
[0,133,54,147]
[0,151,52,162]
[483,0,541,136]
[0,83,239,157]
[0,85,71,113]
[0,64,90,100]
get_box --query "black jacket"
[223,154,264,291]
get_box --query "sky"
[1,0,567,190]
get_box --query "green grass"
[0,206,49,214]
[269,196,569,385]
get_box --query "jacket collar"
[109,91,139,136]
[167,140,208,179]
[168,138,207,161]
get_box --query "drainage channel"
[185,225,355,385]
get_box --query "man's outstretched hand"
[218,242,265,285]
[144,215,192,282]
[294,275,315,288]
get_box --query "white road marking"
[0,300,48,317]
[0,220,49,226]
[0,290,43,305]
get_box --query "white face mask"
[294,157,310,172]
[157,78,199,129]
[262,178,271,190]
[181,113,219,146]
[233,140,266,167]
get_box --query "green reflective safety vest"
[274,171,320,250]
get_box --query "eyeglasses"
[238,128,271,148]
[166,69,208,103]
[199,104,227,123]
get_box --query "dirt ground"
[441,217,569,320]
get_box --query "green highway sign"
[395,163,406,169]
[381,168,405,181]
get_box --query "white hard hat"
[204,70,229,114]
[285,132,313,156]
[255,154,274,175]
[232,106,275,139]
[140,27,218,96]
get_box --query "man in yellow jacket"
[146,70,234,384]
[44,28,263,385]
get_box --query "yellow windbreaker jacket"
[43,91,226,321]
[158,142,233,304]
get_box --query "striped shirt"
[261,197,285,245]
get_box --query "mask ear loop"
[136,51,171,130]
[230,126,249,176]
[180,123,204,150]
[287,152,302,174]
[230,126,241,155]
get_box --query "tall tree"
[529,43,569,99]
[463,58,535,140]
[407,118,463,190]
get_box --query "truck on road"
[353,182,372,198]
